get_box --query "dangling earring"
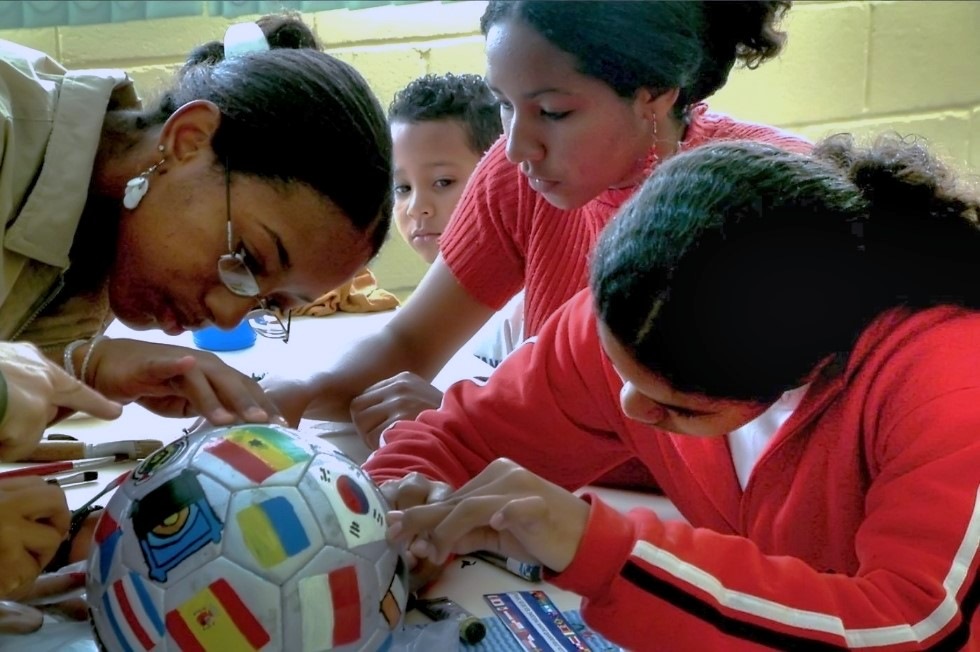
[123,145,166,210]
[650,114,661,166]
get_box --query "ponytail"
[815,133,980,308]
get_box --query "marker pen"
[411,595,487,645]
[472,550,543,582]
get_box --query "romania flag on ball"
[205,426,311,483]
[165,578,270,651]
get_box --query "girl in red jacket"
[368,135,980,650]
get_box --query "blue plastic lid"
[192,321,256,351]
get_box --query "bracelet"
[0,367,7,425]
[79,335,106,386]
[44,504,104,572]
[63,339,89,379]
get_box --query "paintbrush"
[46,470,99,487]
[71,469,131,519]
[18,439,164,463]
[0,456,117,480]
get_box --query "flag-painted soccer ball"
[86,424,408,651]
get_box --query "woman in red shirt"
[268,1,810,453]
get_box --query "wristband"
[0,367,7,425]
[79,335,106,386]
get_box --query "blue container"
[192,320,256,351]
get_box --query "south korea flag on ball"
[308,453,387,547]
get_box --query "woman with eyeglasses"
[0,16,390,622]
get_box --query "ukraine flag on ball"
[236,495,311,568]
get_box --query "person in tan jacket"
[0,16,392,626]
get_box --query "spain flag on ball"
[205,426,311,483]
[165,579,270,651]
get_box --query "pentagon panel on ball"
[86,424,409,651]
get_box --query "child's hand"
[386,459,591,574]
[0,478,70,599]
[379,471,454,511]
[351,372,444,449]
[380,472,454,591]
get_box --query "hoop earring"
[123,145,166,210]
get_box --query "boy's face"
[391,118,483,263]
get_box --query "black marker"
[471,550,543,582]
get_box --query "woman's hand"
[0,342,122,461]
[386,459,591,574]
[0,478,70,600]
[351,372,444,449]
[85,338,284,426]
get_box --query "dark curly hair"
[481,1,791,120]
[591,135,980,402]
[388,73,503,155]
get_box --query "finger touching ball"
[86,424,409,651]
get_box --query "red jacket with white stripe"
[364,290,980,651]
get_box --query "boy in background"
[389,73,524,366]
[348,74,520,443]
[389,73,501,266]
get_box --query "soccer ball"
[86,423,409,651]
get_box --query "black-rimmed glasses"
[217,166,291,343]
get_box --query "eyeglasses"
[217,166,291,343]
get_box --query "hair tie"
[223,22,270,58]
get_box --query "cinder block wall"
[3,1,978,298]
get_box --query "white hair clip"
[223,21,270,58]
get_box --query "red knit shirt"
[441,105,813,337]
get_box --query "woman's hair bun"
[704,1,791,69]
[184,41,225,67]
[182,13,319,71]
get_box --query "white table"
[0,310,679,649]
